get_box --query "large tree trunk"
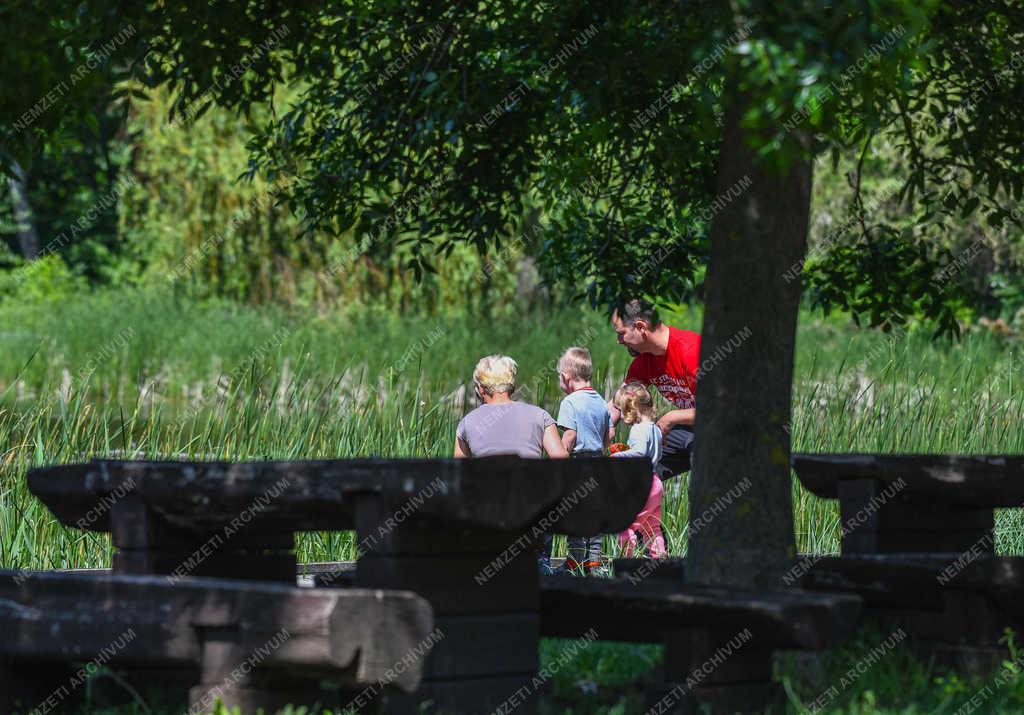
[686,85,812,589]
[7,160,40,260]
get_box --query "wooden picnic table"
[792,452,1024,673]
[791,453,1024,555]
[28,455,651,714]
[29,457,646,568]
[793,453,1024,504]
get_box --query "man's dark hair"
[615,298,661,328]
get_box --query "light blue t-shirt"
[556,388,610,453]
[614,420,662,467]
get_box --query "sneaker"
[582,560,611,578]
[538,561,555,576]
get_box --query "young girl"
[611,382,667,558]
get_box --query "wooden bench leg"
[110,495,296,581]
[192,640,387,715]
[357,552,540,714]
[649,629,783,714]
[837,480,994,556]
[905,590,1020,675]
[355,499,542,714]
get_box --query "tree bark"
[686,85,812,589]
[7,160,40,260]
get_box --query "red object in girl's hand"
[609,442,629,454]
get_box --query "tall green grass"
[2,289,1023,571]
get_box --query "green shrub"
[0,253,85,303]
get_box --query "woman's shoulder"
[457,402,490,427]
[514,400,555,423]
[461,401,548,420]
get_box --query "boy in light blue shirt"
[541,346,611,576]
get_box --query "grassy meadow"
[3,288,1023,571]
[3,288,1024,714]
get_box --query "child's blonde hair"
[613,382,656,424]
[557,346,592,382]
[473,354,518,395]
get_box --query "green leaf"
[961,197,980,218]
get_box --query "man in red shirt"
[610,298,700,478]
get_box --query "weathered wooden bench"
[310,557,861,714]
[799,554,1024,672]
[541,560,861,714]
[792,453,1024,672]
[0,569,433,714]
[28,456,650,713]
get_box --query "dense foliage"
[2,2,1023,327]
[2,85,543,316]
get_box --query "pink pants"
[618,473,666,558]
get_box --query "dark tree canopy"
[1,2,1022,323]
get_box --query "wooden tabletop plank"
[28,456,651,535]
[791,453,1024,506]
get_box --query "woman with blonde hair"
[453,354,568,459]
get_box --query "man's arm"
[453,435,471,458]
[656,408,696,435]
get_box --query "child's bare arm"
[543,425,569,459]
[561,428,577,453]
[608,400,621,427]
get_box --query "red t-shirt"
[624,327,701,409]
